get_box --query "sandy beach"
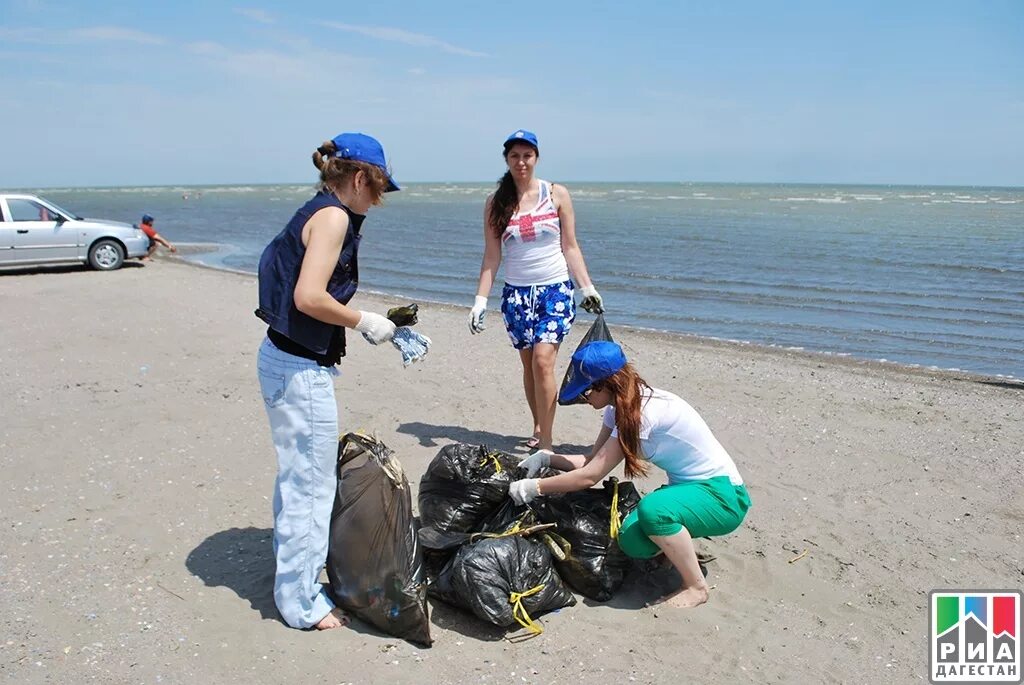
[1,258,1021,684]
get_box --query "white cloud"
[0,25,165,45]
[408,67,426,75]
[0,27,52,43]
[70,26,167,45]
[320,22,487,57]
[185,40,228,56]
[234,8,275,24]
[183,39,368,89]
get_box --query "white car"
[0,193,149,270]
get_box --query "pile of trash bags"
[418,442,642,636]
[323,437,642,643]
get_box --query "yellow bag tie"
[608,480,621,540]
[479,453,503,473]
[509,584,546,635]
[468,512,529,543]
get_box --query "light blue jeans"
[257,337,339,629]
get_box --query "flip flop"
[520,436,541,449]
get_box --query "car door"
[0,199,14,263]
[4,197,79,263]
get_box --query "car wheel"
[88,239,125,271]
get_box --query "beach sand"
[1,259,1021,684]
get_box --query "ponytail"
[312,140,336,173]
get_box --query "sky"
[1,0,1022,187]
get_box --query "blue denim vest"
[255,190,364,355]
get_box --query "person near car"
[508,340,752,610]
[254,132,401,631]
[138,215,177,260]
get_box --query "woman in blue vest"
[254,133,400,630]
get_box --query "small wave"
[768,196,846,203]
[646,195,726,201]
[952,199,988,204]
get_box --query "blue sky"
[2,1,1022,186]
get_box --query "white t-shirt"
[603,388,743,486]
[501,180,570,286]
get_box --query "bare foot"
[140,257,151,262]
[652,584,709,609]
[314,607,350,630]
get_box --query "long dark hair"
[487,144,539,238]
[311,140,390,206]
[594,363,651,479]
[488,171,517,238]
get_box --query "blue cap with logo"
[503,129,539,151]
[559,340,628,403]
[330,132,400,192]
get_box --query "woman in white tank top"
[469,129,604,451]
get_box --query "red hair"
[595,363,650,479]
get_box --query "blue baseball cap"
[141,214,154,224]
[559,340,627,403]
[330,132,400,192]
[503,129,539,151]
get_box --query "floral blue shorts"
[501,280,576,349]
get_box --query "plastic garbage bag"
[418,443,522,535]
[325,433,432,647]
[432,530,576,634]
[558,314,614,405]
[534,477,641,601]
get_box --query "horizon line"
[6,180,1024,191]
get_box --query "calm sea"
[26,182,1024,379]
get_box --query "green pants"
[617,476,751,559]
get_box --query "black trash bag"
[433,533,576,633]
[418,443,522,535]
[558,314,614,405]
[420,498,539,599]
[533,478,641,601]
[325,433,432,647]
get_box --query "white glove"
[509,478,541,505]
[469,295,487,334]
[355,310,396,345]
[519,449,552,478]
[579,285,604,314]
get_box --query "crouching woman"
[509,340,751,608]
